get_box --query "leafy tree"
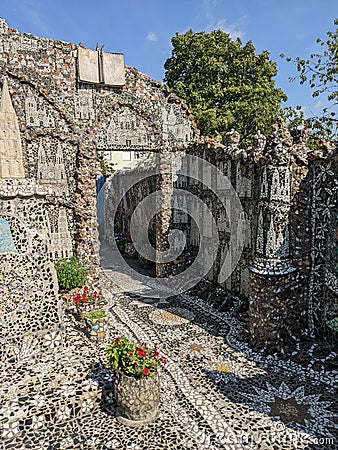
[164,29,287,147]
[281,19,338,144]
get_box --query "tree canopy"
[281,19,338,145]
[164,29,287,147]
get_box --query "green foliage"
[281,19,338,143]
[282,106,334,149]
[83,309,106,321]
[106,336,167,379]
[55,256,88,290]
[96,150,115,177]
[164,29,287,147]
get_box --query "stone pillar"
[75,136,101,281]
[248,119,309,350]
[155,148,173,278]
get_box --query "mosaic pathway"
[1,268,338,449]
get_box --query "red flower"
[154,350,159,357]
[73,297,80,303]
[93,291,98,298]
[83,286,89,292]
[142,368,149,376]
[137,348,147,357]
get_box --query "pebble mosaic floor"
[1,267,338,449]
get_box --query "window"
[122,151,131,161]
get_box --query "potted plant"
[73,286,108,340]
[105,336,167,426]
[55,256,88,304]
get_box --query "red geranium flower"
[137,347,147,357]
[83,286,89,292]
[142,368,149,376]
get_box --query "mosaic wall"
[0,19,197,442]
[163,122,337,348]
[0,17,197,262]
[0,16,336,357]
[308,155,338,341]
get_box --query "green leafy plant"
[83,309,106,321]
[55,257,88,290]
[106,336,167,379]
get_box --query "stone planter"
[114,370,160,426]
[84,315,109,340]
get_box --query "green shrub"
[83,309,106,320]
[55,257,88,290]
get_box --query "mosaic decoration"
[36,140,69,196]
[74,85,95,121]
[25,93,56,128]
[149,307,195,325]
[162,104,194,145]
[8,278,330,450]
[0,218,17,253]
[240,381,338,437]
[0,78,25,179]
[97,107,157,150]
[49,208,73,260]
[308,157,338,339]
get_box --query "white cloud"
[205,18,245,40]
[147,33,157,42]
[203,0,223,6]
[300,101,326,118]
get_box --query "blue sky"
[1,0,337,118]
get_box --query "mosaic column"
[155,148,173,277]
[75,136,101,275]
[248,120,306,349]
